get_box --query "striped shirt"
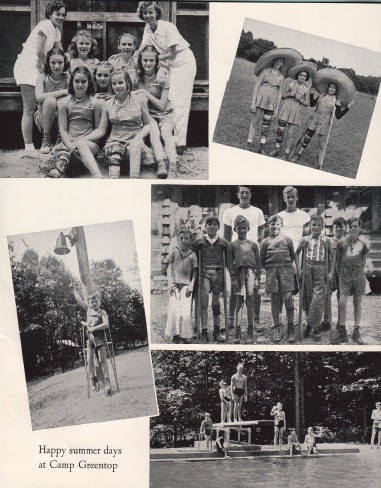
[297,235,329,262]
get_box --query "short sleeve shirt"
[141,20,189,55]
[277,209,310,251]
[168,248,198,285]
[137,74,172,118]
[336,237,370,272]
[22,19,61,56]
[223,205,265,243]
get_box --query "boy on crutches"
[73,287,112,396]
[194,215,235,343]
[295,215,332,341]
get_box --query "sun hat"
[313,67,356,106]
[288,61,317,81]
[254,47,303,76]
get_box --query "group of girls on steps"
[14,1,196,179]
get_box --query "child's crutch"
[104,325,119,393]
[197,249,202,340]
[82,323,90,399]
[222,248,229,343]
[297,245,307,341]
[319,113,335,171]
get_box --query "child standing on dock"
[231,363,247,422]
[219,380,232,423]
[371,402,381,449]
[199,413,213,450]
[271,402,286,450]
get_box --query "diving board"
[213,420,274,428]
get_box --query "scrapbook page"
[0,2,381,488]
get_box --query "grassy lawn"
[213,57,376,179]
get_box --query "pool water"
[150,450,381,488]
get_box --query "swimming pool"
[150,450,381,488]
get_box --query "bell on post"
[54,232,70,255]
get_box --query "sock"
[25,143,35,151]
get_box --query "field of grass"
[213,57,376,179]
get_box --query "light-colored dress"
[14,19,61,86]
[140,19,196,146]
[105,92,142,147]
[255,68,284,111]
[278,80,309,125]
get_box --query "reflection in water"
[151,452,381,488]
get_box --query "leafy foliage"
[237,30,381,96]
[151,352,381,446]
[9,245,147,380]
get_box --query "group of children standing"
[15,1,194,180]
[165,185,370,345]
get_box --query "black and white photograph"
[150,351,381,488]
[213,17,381,178]
[7,220,157,430]
[0,1,208,179]
[151,184,381,345]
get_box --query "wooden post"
[294,352,301,434]
[72,226,94,299]
[371,188,381,232]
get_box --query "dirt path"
[27,348,157,430]
[0,147,208,179]
[151,289,381,346]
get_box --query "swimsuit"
[233,387,245,399]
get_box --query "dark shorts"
[201,268,224,295]
[275,420,284,429]
[233,387,245,399]
[204,429,213,436]
[265,266,295,294]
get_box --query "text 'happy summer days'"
[38,445,122,472]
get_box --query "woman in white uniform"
[137,1,197,153]
[13,0,67,153]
